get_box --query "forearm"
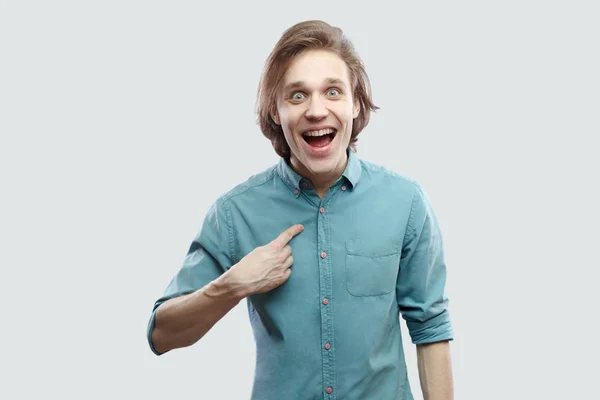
[151,270,248,354]
[417,340,454,400]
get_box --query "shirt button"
[319,207,325,214]
[302,182,308,188]
[341,185,347,191]
[294,189,299,195]
[322,298,329,305]
[324,343,331,350]
[320,251,327,259]
[326,387,333,394]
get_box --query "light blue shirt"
[147,150,453,399]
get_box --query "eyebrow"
[283,77,348,92]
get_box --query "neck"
[289,152,348,197]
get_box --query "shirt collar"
[276,149,362,195]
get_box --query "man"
[147,20,454,400]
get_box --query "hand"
[227,224,304,296]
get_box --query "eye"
[291,92,305,101]
[327,88,341,97]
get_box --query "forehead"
[281,49,351,87]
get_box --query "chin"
[303,153,344,174]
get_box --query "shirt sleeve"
[146,197,234,355]
[396,184,454,345]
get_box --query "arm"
[395,185,455,396]
[417,340,454,400]
[150,271,246,354]
[148,214,303,355]
[147,199,235,355]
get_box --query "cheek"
[334,103,355,121]
[280,109,300,127]
[280,118,299,144]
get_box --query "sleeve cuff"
[146,307,163,356]
[406,309,454,345]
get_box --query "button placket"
[317,197,335,398]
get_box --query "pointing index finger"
[271,224,304,249]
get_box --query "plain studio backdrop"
[1,1,598,399]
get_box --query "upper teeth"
[304,128,336,137]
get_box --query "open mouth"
[301,128,337,148]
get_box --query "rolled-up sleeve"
[396,184,453,345]
[146,197,234,355]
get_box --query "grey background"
[1,1,598,399]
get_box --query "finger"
[283,255,294,269]
[283,268,292,279]
[271,224,304,249]
[282,245,292,257]
[277,246,292,263]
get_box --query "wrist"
[206,269,253,301]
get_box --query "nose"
[305,95,328,120]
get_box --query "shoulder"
[214,164,278,206]
[358,159,439,227]
[359,158,423,197]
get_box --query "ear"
[271,111,281,125]
[353,98,360,119]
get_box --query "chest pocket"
[345,239,401,297]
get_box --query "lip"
[299,126,338,156]
[300,125,337,135]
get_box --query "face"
[272,49,360,183]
